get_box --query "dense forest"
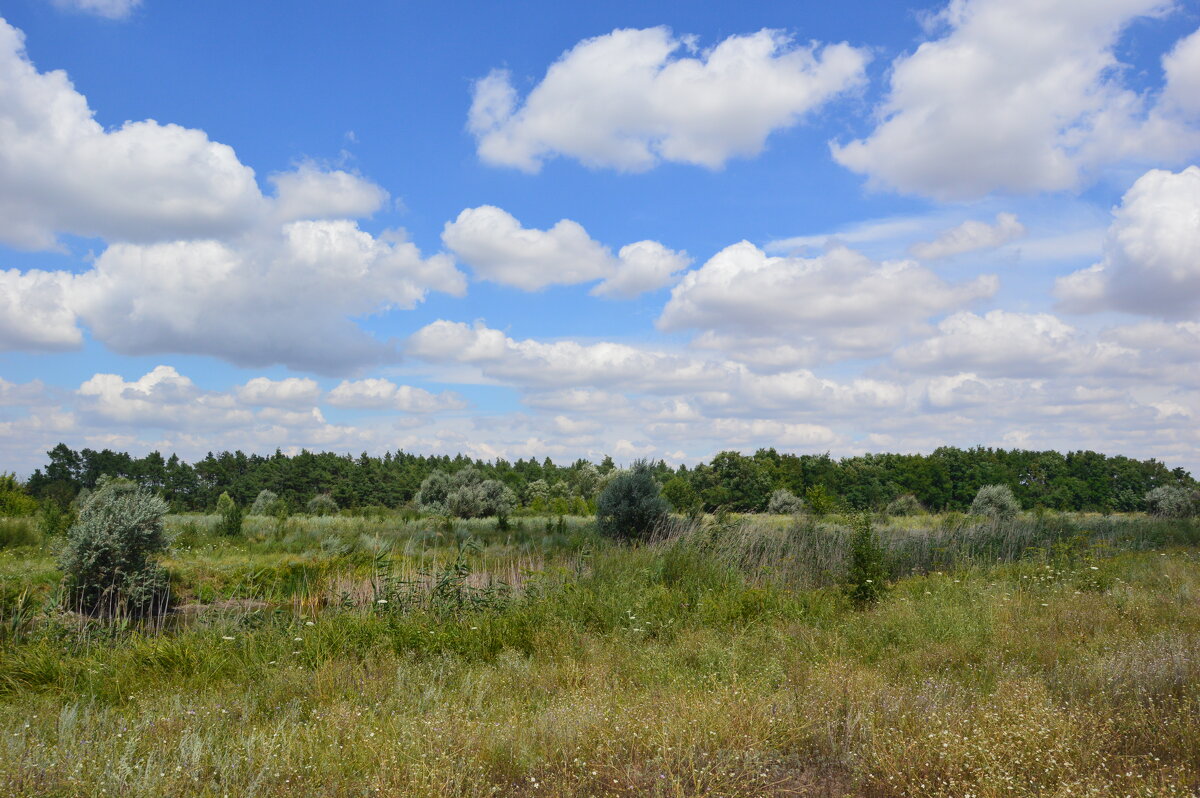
[15,442,1196,515]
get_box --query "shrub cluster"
[971,484,1020,520]
[416,467,516,519]
[766,488,806,515]
[249,489,289,517]
[0,473,38,517]
[307,493,339,516]
[216,491,244,536]
[57,477,171,616]
[886,494,925,516]
[662,476,702,516]
[846,512,888,607]
[1144,485,1197,518]
[595,460,669,541]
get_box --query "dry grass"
[1,514,1198,796]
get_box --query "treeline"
[14,442,1194,515]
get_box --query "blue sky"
[1,0,1199,475]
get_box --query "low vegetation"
[2,495,1198,796]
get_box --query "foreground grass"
[1,515,1198,796]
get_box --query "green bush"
[57,476,171,617]
[217,497,244,537]
[805,485,836,516]
[0,473,38,517]
[420,469,516,519]
[1143,485,1196,518]
[249,489,286,516]
[0,518,39,549]
[595,460,669,542]
[306,493,339,516]
[523,479,550,508]
[662,476,702,516]
[767,488,805,515]
[971,484,1019,520]
[446,479,517,519]
[416,470,453,515]
[886,494,925,516]
[846,513,888,607]
[37,501,74,540]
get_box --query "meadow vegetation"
[2,497,1198,796]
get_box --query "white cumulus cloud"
[268,162,389,224]
[1160,27,1200,119]
[69,221,466,373]
[909,213,1026,260]
[591,241,691,299]
[0,18,264,250]
[78,366,251,429]
[657,241,997,361]
[327,378,466,412]
[442,205,687,295]
[235,377,322,408]
[0,268,81,350]
[1056,166,1200,319]
[470,26,868,172]
[893,310,1138,378]
[832,0,1200,199]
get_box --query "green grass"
[1,512,1198,796]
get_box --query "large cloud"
[1160,27,1200,119]
[1055,166,1200,319]
[442,205,688,295]
[0,18,264,250]
[0,268,81,350]
[406,319,731,391]
[78,366,251,429]
[405,319,906,419]
[0,16,390,250]
[657,241,997,362]
[0,17,453,370]
[66,221,465,373]
[893,310,1141,378]
[1103,321,1200,366]
[832,0,1200,199]
[235,377,322,408]
[470,27,868,172]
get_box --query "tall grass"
[0,517,39,549]
[657,511,1200,589]
[1,512,1197,796]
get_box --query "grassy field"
[1,512,1198,796]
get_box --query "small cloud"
[51,0,142,20]
[909,213,1025,260]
